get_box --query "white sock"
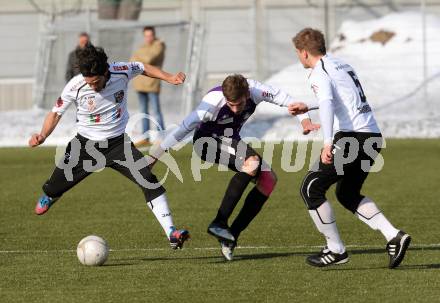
[355,197,399,242]
[309,201,345,254]
[148,194,175,239]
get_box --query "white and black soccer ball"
[76,235,109,266]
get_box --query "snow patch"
[1,12,439,147]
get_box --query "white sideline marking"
[0,243,438,254]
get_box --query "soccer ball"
[76,235,109,266]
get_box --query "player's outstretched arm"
[142,63,186,85]
[300,118,320,135]
[28,112,61,147]
[249,80,319,135]
[287,102,320,134]
[288,102,309,115]
[147,111,201,169]
[148,98,216,168]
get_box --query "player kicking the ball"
[148,74,319,260]
[29,45,189,250]
[288,28,411,268]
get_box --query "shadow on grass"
[229,244,440,264]
[108,251,310,265]
[104,262,138,267]
[112,255,220,263]
[323,262,440,272]
[347,245,440,256]
[396,263,440,270]
[321,265,387,271]
[105,245,440,267]
[209,251,310,264]
[318,245,440,271]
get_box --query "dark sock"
[213,172,254,226]
[230,187,268,240]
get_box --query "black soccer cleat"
[306,246,349,267]
[386,230,411,269]
[207,221,235,242]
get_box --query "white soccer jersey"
[309,54,380,144]
[52,62,144,140]
[160,79,309,150]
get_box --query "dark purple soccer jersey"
[159,79,309,150]
[194,86,256,140]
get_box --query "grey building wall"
[1,0,439,109]
[0,13,40,78]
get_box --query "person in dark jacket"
[65,32,90,82]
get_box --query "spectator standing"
[65,32,90,82]
[131,26,166,146]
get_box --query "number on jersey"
[347,71,367,103]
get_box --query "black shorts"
[42,133,165,202]
[300,131,383,212]
[192,133,262,174]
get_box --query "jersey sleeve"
[248,79,310,122]
[248,79,293,106]
[310,70,334,103]
[310,70,334,144]
[52,83,76,116]
[110,62,144,80]
[160,92,220,150]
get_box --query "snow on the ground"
[1,12,439,147]
[0,107,76,147]
[243,11,440,140]
[0,107,184,147]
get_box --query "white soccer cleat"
[220,240,236,261]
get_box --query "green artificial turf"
[0,139,439,302]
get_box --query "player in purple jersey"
[148,74,319,260]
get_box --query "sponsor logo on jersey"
[69,80,86,91]
[335,63,351,71]
[218,117,234,124]
[56,97,63,108]
[113,65,129,71]
[85,95,96,112]
[114,90,124,103]
[129,63,141,71]
[262,91,274,99]
[358,104,372,114]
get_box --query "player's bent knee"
[242,155,260,176]
[335,188,362,213]
[300,174,326,210]
[256,170,277,196]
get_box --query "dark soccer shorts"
[300,131,383,212]
[192,132,262,174]
[42,133,165,202]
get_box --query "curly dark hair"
[75,44,109,77]
[222,74,249,102]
